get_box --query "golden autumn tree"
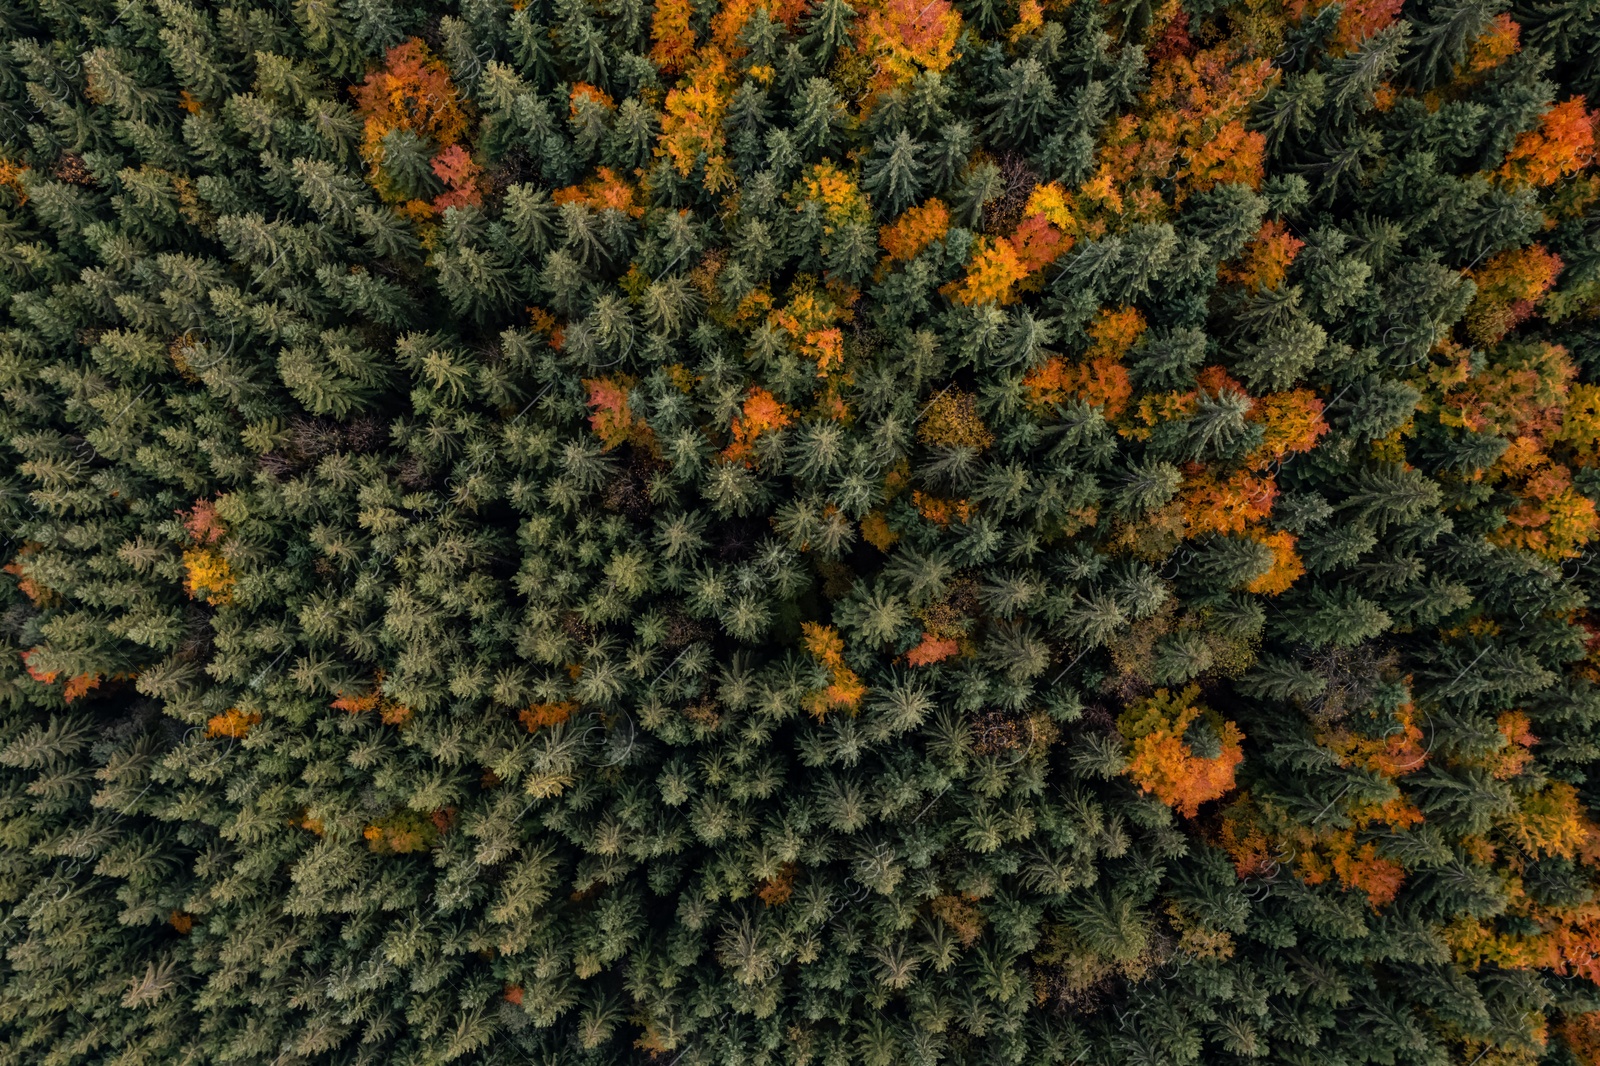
[1118,685,1244,817]
[350,39,476,216]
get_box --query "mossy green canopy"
[3,0,1600,1061]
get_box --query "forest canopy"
[3,0,1600,1062]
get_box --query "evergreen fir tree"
[2,0,1600,1063]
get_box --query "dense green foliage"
[4,0,1600,1062]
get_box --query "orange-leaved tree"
[350,39,475,216]
[1118,685,1244,817]
[801,622,866,719]
[1497,97,1597,189]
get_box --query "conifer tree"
[3,0,1600,1063]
